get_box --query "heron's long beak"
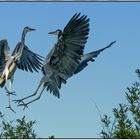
[48,31,58,35]
[30,28,36,31]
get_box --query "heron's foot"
[18,102,29,110]
[13,99,25,105]
[13,99,28,110]
[6,91,16,96]
[5,87,16,96]
[6,105,16,113]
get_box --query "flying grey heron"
[0,26,43,112]
[14,13,116,109]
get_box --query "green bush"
[100,69,140,138]
[0,113,37,138]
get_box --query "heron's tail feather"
[74,41,116,74]
[43,73,67,98]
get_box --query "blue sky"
[0,2,140,138]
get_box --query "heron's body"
[15,13,116,109]
[0,27,43,90]
[0,26,44,111]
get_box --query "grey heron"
[14,13,116,109]
[0,26,43,112]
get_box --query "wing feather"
[74,41,116,74]
[43,13,89,97]
[0,39,10,74]
[14,43,44,73]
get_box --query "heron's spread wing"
[74,41,116,74]
[13,43,44,72]
[0,39,10,74]
[42,13,89,97]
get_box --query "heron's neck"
[21,30,27,43]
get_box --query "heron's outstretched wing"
[12,43,44,72]
[0,39,10,74]
[74,41,116,74]
[42,13,90,97]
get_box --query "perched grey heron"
[0,26,43,112]
[14,13,116,109]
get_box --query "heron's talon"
[6,106,16,113]
[5,87,16,96]
[10,92,16,96]
[7,92,16,96]
[13,99,24,104]
[18,103,28,110]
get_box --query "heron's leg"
[5,76,16,96]
[13,77,44,104]
[9,76,16,95]
[6,93,16,113]
[5,77,16,113]
[5,68,9,82]
[18,86,46,110]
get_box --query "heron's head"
[48,29,62,39]
[24,26,36,33]
[0,39,8,46]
